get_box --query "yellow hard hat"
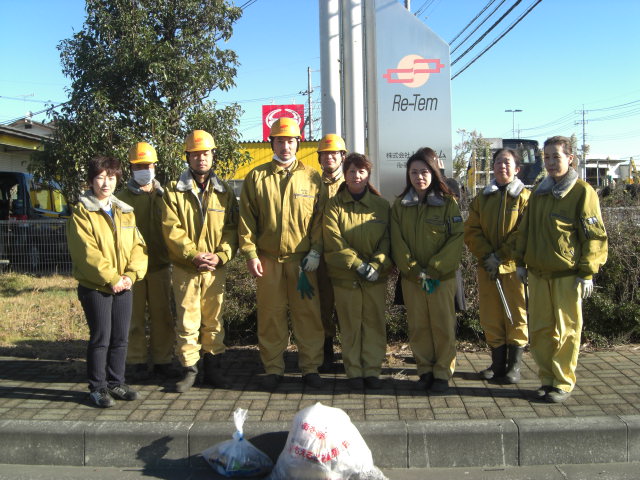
[269,117,301,138]
[128,142,158,164]
[185,130,216,152]
[317,134,346,153]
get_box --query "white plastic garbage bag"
[202,407,274,477]
[268,402,388,480]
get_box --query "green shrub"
[582,210,640,344]
[222,256,258,345]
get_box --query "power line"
[451,0,542,79]
[451,0,508,54]
[449,0,498,46]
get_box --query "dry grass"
[0,273,88,360]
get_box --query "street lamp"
[505,109,523,138]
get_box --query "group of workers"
[66,118,608,409]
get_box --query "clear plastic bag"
[202,407,274,477]
[268,402,387,480]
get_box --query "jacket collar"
[535,168,578,199]
[269,159,303,175]
[176,169,226,193]
[339,186,374,206]
[79,190,133,213]
[483,177,525,198]
[400,187,445,207]
[126,178,164,196]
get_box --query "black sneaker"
[303,373,323,389]
[416,373,434,390]
[89,388,115,408]
[108,384,139,401]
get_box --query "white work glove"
[302,249,321,272]
[575,277,594,298]
[483,253,501,278]
[356,262,379,282]
[516,266,528,285]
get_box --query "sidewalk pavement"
[1,346,640,473]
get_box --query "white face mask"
[132,169,155,186]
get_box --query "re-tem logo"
[392,94,437,111]
[382,54,444,88]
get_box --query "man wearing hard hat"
[162,130,239,393]
[117,142,175,382]
[239,117,327,389]
[316,134,347,372]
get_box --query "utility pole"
[299,67,314,140]
[575,105,588,180]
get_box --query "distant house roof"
[0,123,52,152]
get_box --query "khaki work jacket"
[67,191,147,293]
[464,178,530,274]
[117,179,169,272]
[162,170,238,272]
[239,159,326,262]
[323,187,391,287]
[515,170,607,279]
[391,188,464,283]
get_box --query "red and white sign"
[262,104,305,141]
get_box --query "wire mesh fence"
[0,207,638,277]
[0,219,72,275]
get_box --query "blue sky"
[1,0,638,160]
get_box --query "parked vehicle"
[0,171,71,273]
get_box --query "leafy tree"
[32,0,250,202]
[452,129,492,181]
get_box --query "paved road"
[1,463,639,479]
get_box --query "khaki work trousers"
[171,266,226,368]
[317,258,337,338]
[403,277,457,380]
[528,272,583,393]
[477,269,528,348]
[333,281,386,378]
[126,266,175,365]
[256,256,324,376]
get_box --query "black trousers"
[78,285,132,391]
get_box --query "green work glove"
[297,266,315,300]
[419,271,440,294]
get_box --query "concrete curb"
[1,415,639,469]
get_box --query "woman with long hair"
[391,147,463,393]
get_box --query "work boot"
[364,376,382,390]
[504,345,524,384]
[480,344,507,380]
[318,336,335,373]
[175,365,198,393]
[429,378,449,394]
[203,352,230,389]
[262,374,283,390]
[416,373,434,391]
